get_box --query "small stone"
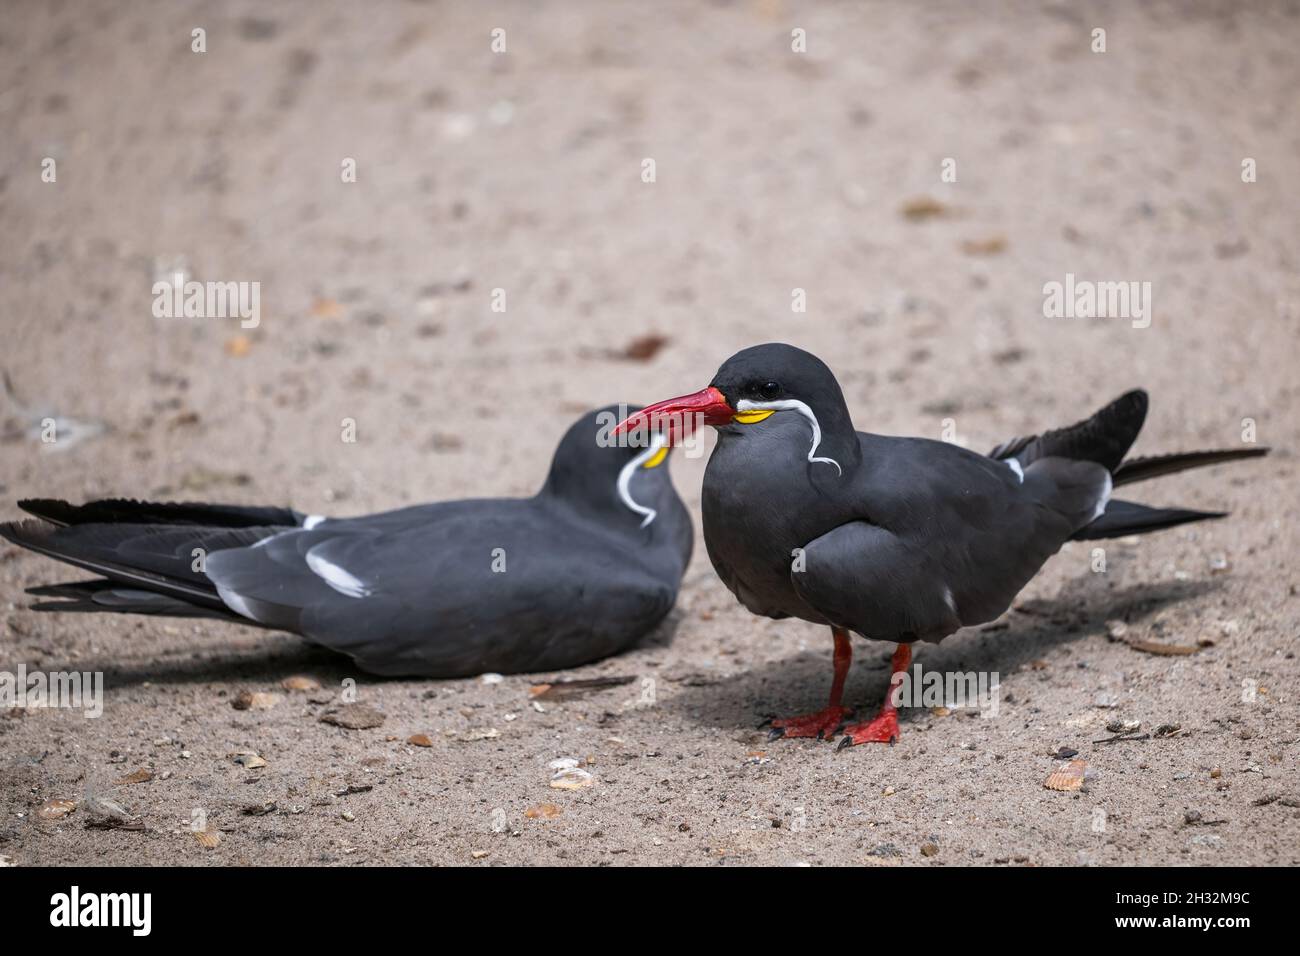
[479,673,504,685]
[1106,719,1141,734]
[231,751,267,769]
[281,675,322,692]
[38,799,76,821]
[320,704,385,730]
[1210,767,1222,778]
[471,850,490,859]
[340,810,355,822]
[407,734,433,747]
[920,843,940,857]
[549,768,594,791]
[231,690,280,711]
[1105,619,1129,640]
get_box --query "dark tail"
[987,390,1269,541]
[1071,446,1270,540]
[1072,499,1227,540]
[18,497,305,529]
[23,580,243,620]
[0,518,275,614]
[1111,448,1269,487]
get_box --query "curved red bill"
[613,386,734,445]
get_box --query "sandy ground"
[1,0,1298,867]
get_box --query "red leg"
[837,642,912,750]
[769,627,853,740]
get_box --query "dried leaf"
[116,768,154,785]
[960,235,1008,256]
[901,197,949,221]
[193,829,221,848]
[231,751,267,769]
[525,803,563,819]
[618,334,670,363]
[224,335,252,358]
[529,676,636,700]
[1125,639,1200,656]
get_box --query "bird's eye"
[757,381,781,400]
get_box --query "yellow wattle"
[641,445,670,469]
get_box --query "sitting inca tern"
[613,343,1268,749]
[0,405,692,677]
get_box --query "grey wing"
[206,513,676,677]
[791,521,963,641]
[794,437,1112,641]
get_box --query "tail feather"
[0,518,272,611]
[1113,447,1269,486]
[1072,498,1227,540]
[25,579,249,622]
[18,497,305,529]
[991,389,1148,473]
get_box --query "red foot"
[837,708,900,749]
[769,705,853,741]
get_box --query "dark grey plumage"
[697,343,1267,644]
[0,405,692,677]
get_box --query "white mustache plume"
[734,398,842,475]
[616,431,670,527]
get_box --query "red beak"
[613,386,735,445]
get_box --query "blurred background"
[3,0,1296,517]
[1,1,1297,865]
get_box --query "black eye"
[757,381,781,400]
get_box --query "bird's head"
[612,343,856,474]
[541,404,682,529]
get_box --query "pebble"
[550,768,594,791]
[320,704,385,730]
[281,675,322,692]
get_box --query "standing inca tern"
[613,343,1268,749]
[0,405,692,677]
